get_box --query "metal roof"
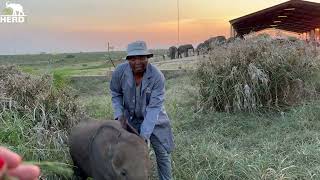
[229,0,320,36]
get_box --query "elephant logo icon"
[0,1,27,23]
[4,1,25,16]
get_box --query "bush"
[196,36,320,112]
[65,54,75,58]
[0,65,87,177]
[1,65,86,136]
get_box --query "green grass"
[24,60,116,77]
[165,76,320,180]
[0,51,125,77]
[0,111,73,179]
[0,51,126,66]
[79,95,114,119]
[0,50,168,77]
[73,75,320,179]
[171,106,320,179]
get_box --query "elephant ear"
[111,148,123,170]
[111,143,129,178]
[90,125,122,178]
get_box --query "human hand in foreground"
[0,147,40,180]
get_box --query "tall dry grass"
[0,65,86,178]
[196,35,320,112]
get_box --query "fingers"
[8,164,40,180]
[0,147,40,180]
[127,123,139,136]
[147,139,150,148]
[146,139,151,150]
[120,119,128,130]
[0,147,21,169]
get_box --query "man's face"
[127,55,148,74]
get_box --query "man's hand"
[141,136,151,149]
[145,139,151,149]
[116,115,128,130]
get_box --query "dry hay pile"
[0,65,86,148]
[196,35,320,112]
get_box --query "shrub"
[65,54,75,58]
[2,65,86,131]
[0,65,87,151]
[196,36,320,112]
[0,65,87,177]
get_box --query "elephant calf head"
[69,120,150,180]
[111,138,150,180]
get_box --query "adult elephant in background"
[196,36,226,55]
[178,44,194,58]
[168,46,178,59]
[196,43,207,55]
[204,36,226,48]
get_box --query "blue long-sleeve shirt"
[109,62,175,152]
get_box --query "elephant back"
[197,36,227,54]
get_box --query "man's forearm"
[112,107,123,119]
[140,107,161,139]
[110,66,124,120]
[111,96,124,119]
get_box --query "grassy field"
[70,74,320,180]
[0,51,125,76]
[168,77,320,179]
[0,49,168,76]
[1,46,320,179]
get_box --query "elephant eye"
[121,169,127,176]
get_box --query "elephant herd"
[167,36,235,59]
[168,44,195,59]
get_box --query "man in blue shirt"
[110,41,175,180]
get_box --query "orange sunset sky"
[0,0,319,54]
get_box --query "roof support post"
[306,31,310,41]
[230,25,236,38]
[315,28,319,42]
[310,29,316,42]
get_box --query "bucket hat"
[126,41,153,59]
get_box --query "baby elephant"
[69,120,150,180]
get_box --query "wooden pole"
[177,0,180,47]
